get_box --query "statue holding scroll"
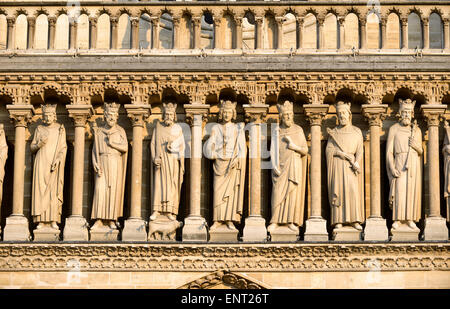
[30,102,67,231]
[268,100,308,235]
[91,102,128,231]
[386,99,423,231]
[205,100,246,232]
[150,102,185,222]
[325,101,364,234]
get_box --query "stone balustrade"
[0,0,449,53]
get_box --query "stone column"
[255,17,263,49]
[275,16,283,49]
[122,105,150,241]
[3,105,35,241]
[27,17,36,49]
[63,105,93,241]
[297,17,304,49]
[303,104,329,241]
[111,17,118,49]
[89,17,97,49]
[131,17,139,49]
[362,104,389,241]
[182,104,210,242]
[6,17,14,50]
[69,18,77,50]
[151,17,160,49]
[338,17,345,50]
[242,104,269,242]
[444,19,450,50]
[421,105,449,240]
[213,18,221,49]
[318,17,325,50]
[401,17,408,49]
[423,17,429,50]
[173,16,181,49]
[380,17,387,49]
[48,16,56,50]
[360,19,367,49]
[192,17,201,49]
[235,17,243,49]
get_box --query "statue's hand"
[154,158,161,167]
[51,162,57,172]
[39,135,48,148]
[392,168,401,178]
[167,142,173,153]
[409,137,421,153]
[445,145,450,155]
[282,136,292,146]
[94,164,102,176]
[335,150,347,160]
[352,161,361,174]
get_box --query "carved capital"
[6,17,15,27]
[243,104,269,124]
[362,104,388,127]
[48,16,57,27]
[337,16,345,26]
[303,104,329,126]
[125,104,151,127]
[6,105,35,127]
[421,105,447,127]
[235,17,243,27]
[172,16,181,27]
[359,18,366,27]
[275,16,284,26]
[255,16,263,25]
[27,16,36,27]
[184,104,210,127]
[401,17,408,26]
[89,17,97,27]
[130,17,139,27]
[191,16,201,27]
[66,105,94,127]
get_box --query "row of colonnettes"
[0,98,449,242]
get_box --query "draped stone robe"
[31,123,67,223]
[150,121,185,215]
[386,123,422,222]
[443,128,450,222]
[326,125,364,226]
[205,122,246,223]
[270,124,307,227]
[91,125,128,221]
[0,129,7,207]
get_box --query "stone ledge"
[0,242,448,272]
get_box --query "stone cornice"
[0,243,447,272]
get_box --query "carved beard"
[164,118,174,126]
[401,116,411,126]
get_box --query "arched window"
[200,12,214,49]
[15,14,28,49]
[263,14,277,49]
[138,13,152,49]
[282,13,296,49]
[55,14,69,49]
[118,14,131,49]
[429,12,443,49]
[160,13,174,49]
[0,15,6,49]
[323,13,337,49]
[35,14,48,49]
[302,13,317,49]
[386,13,400,49]
[344,13,359,49]
[220,14,236,49]
[97,13,110,49]
[366,13,380,49]
[242,12,255,49]
[408,12,423,49]
[76,14,89,49]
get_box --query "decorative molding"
[0,243,447,272]
[178,270,267,289]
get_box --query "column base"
[390,223,420,241]
[63,216,89,241]
[3,215,30,241]
[332,225,362,241]
[90,226,119,242]
[148,215,182,242]
[242,216,268,242]
[33,226,60,242]
[122,218,148,241]
[303,218,329,242]
[423,217,449,241]
[182,216,208,242]
[269,225,299,242]
[209,224,239,242]
[363,217,389,241]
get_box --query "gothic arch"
[178,271,269,289]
